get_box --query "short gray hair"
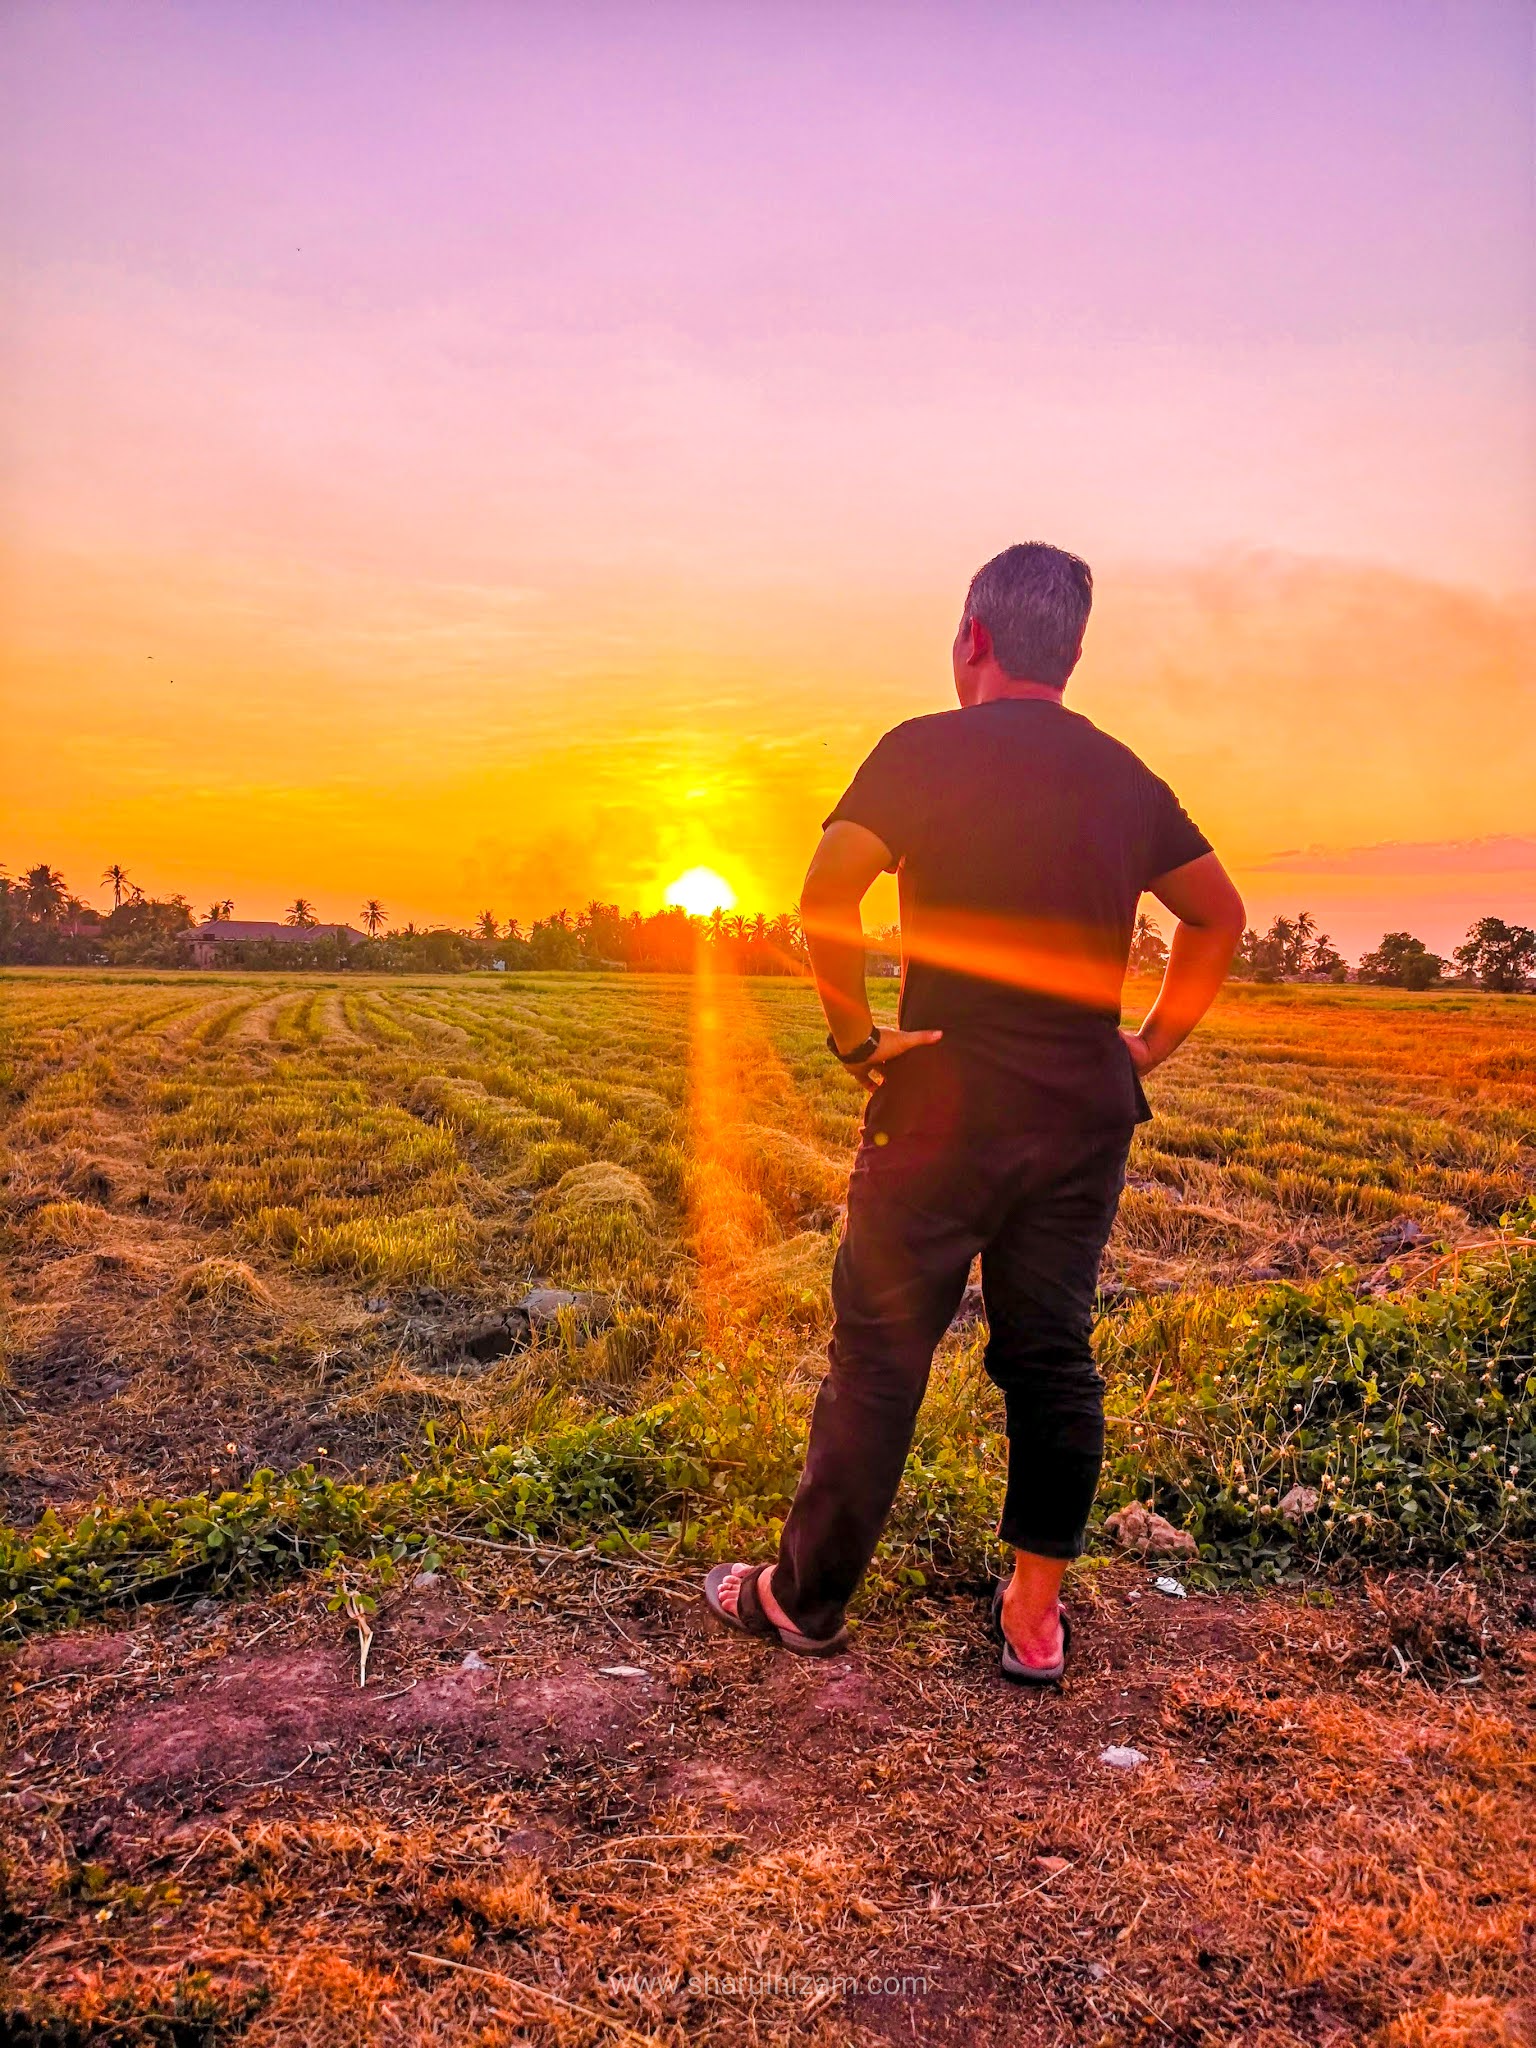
[963,542,1093,687]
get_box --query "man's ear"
[964,616,992,667]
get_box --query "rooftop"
[179,921,366,945]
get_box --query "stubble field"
[2,969,1533,2047]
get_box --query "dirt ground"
[4,1556,1534,2047]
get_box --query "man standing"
[706,544,1244,1682]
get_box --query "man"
[705,543,1244,1682]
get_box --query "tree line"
[1226,910,1535,994]
[2,862,1532,990]
[0,866,809,975]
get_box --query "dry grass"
[1,1554,1532,2046]
[172,1257,275,1315]
[1,968,1534,2043]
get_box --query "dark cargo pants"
[772,1118,1133,1642]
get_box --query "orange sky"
[3,3,1534,956]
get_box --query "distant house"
[178,920,367,968]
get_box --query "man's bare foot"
[1001,1578,1065,1671]
[713,1561,795,1633]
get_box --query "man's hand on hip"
[1120,1027,1160,1076]
[846,1027,943,1093]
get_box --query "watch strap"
[828,1028,880,1065]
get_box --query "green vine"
[4,1237,1532,1637]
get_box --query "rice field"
[2,967,1532,1518]
[2,969,1533,2046]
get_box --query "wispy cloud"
[1249,835,1536,878]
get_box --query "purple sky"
[2,1,1533,944]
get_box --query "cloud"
[1249,835,1536,877]
[1078,555,1536,872]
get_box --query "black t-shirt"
[825,699,1211,1132]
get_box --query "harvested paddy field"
[2,970,1534,2045]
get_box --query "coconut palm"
[101,863,131,911]
[1267,914,1299,976]
[204,898,234,923]
[23,864,67,922]
[284,898,320,929]
[475,909,499,941]
[1290,910,1321,974]
[1129,911,1169,974]
[360,899,388,937]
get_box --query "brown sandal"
[703,1562,849,1657]
[990,1580,1071,1686]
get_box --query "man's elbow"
[1210,910,1247,947]
[1182,885,1246,939]
[1216,887,1247,938]
[799,877,863,943]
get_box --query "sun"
[664,866,737,917]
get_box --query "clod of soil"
[519,1286,613,1330]
[1103,1503,1199,1559]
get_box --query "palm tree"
[284,898,320,929]
[360,899,387,937]
[1129,911,1169,974]
[101,863,131,911]
[23,864,67,923]
[1267,914,1299,977]
[204,898,234,924]
[503,916,523,943]
[476,909,499,941]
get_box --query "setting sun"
[665,867,737,917]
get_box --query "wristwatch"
[827,1028,881,1065]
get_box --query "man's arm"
[800,821,941,1091]
[1124,852,1246,1075]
